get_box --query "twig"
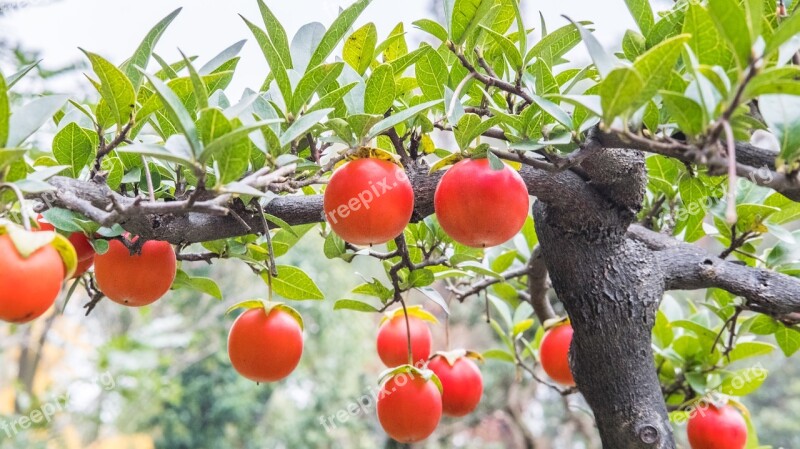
[447,41,534,105]
[256,200,278,277]
[91,118,134,178]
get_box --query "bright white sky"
[0,0,673,96]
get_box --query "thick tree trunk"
[533,147,674,448]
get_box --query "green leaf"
[760,94,800,165]
[116,143,196,167]
[683,3,733,67]
[241,15,293,106]
[600,66,643,123]
[292,62,344,114]
[530,94,572,130]
[0,73,7,148]
[6,95,68,147]
[624,0,655,36]
[530,59,559,96]
[719,368,768,396]
[266,265,324,300]
[281,108,333,148]
[480,25,522,69]
[364,63,395,115]
[141,73,202,158]
[172,269,222,300]
[707,0,753,68]
[343,23,378,75]
[366,99,440,140]
[765,7,800,56]
[334,299,379,312]
[379,23,408,62]
[482,348,515,362]
[661,91,705,137]
[257,0,292,69]
[526,22,588,66]
[454,113,500,149]
[121,8,181,92]
[81,50,136,127]
[179,50,208,110]
[352,278,393,301]
[6,61,40,88]
[775,325,800,356]
[632,34,690,108]
[622,30,646,61]
[307,82,358,114]
[653,310,674,348]
[52,123,95,178]
[308,0,372,70]
[415,47,447,101]
[413,19,448,42]
[199,40,246,75]
[450,0,494,45]
[408,269,435,288]
[388,45,429,76]
[646,8,686,49]
[727,341,775,363]
[200,118,282,163]
[568,18,617,78]
[748,314,780,335]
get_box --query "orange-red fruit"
[94,238,176,307]
[433,159,530,248]
[0,234,64,323]
[687,404,747,449]
[427,355,483,417]
[227,308,304,382]
[376,315,432,368]
[323,158,414,245]
[434,158,529,247]
[540,324,576,386]
[377,373,442,443]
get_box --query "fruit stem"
[399,295,413,367]
[0,182,32,231]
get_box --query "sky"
[0,0,673,96]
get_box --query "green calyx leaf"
[225,299,304,330]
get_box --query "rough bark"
[533,148,675,448]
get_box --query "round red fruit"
[323,158,414,245]
[377,314,432,368]
[428,353,483,417]
[434,158,529,248]
[540,323,576,386]
[0,234,64,323]
[228,307,304,382]
[687,403,747,449]
[377,372,442,443]
[94,237,176,307]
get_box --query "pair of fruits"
[375,310,484,442]
[323,156,530,248]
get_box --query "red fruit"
[94,237,176,307]
[323,158,414,245]
[228,307,304,382]
[687,403,747,449]
[434,158,529,247]
[427,353,483,417]
[73,256,94,278]
[36,215,95,266]
[377,314,432,368]
[0,234,64,323]
[377,372,442,443]
[540,323,575,386]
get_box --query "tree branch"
[629,225,800,324]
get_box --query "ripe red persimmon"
[377,371,442,443]
[94,237,176,307]
[540,323,576,386]
[323,158,414,245]
[0,234,64,323]
[434,158,529,248]
[427,352,483,417]
[227,306,304,382]
[687,403,747,449]
[376,313,432,368]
